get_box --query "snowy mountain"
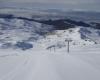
[37,27,100,50]
[0,17,53,50]
[0,14,100,50]
[0,10,100,80]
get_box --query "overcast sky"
[0,0,100,11]
[0,0,99,4]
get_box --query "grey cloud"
[0,0,100,4]
[0,0,100,11]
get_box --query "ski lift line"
[46,44,100,54]
[65,38,72,53]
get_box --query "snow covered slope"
[0,44,100,80]
[37,27,100,50]
[0,18,53,50]
[0,17,100,51]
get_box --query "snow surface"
[0,44,100,80]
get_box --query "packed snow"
[0,44,100,80]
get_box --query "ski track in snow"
[0,45,100,80]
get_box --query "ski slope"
[0,44,100,80]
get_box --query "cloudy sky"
[0,0,99,4]
[0,0,100,11]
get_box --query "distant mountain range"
[0,12,100,50]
